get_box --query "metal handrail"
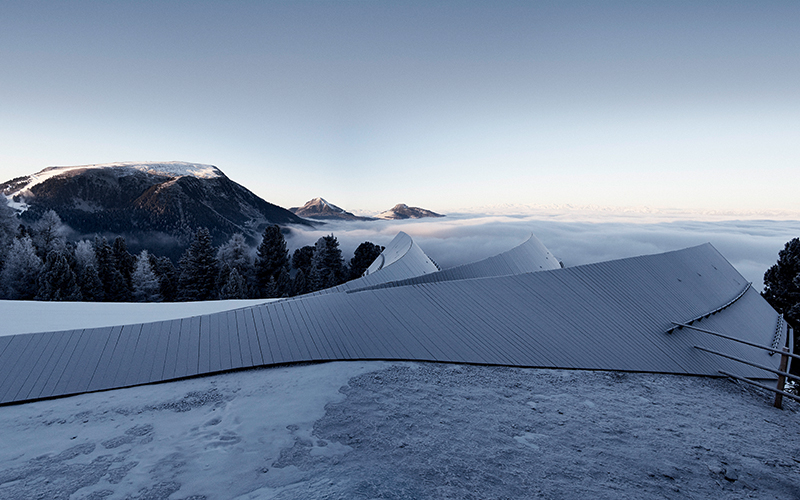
[666,282,752,333]
[694,345,800,383]
[671,322,800,362]
[718,370,800,404]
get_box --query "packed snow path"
[0,235,788,405]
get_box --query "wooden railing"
[670,320,797,409]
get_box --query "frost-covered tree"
[0,196,17,267]
[131,250,162,302]
[255,225,290,297]
[217,233,252,273]
[36,250,81,301]
[309,234,346,291]
[349,241,384,280]
[73,240,103,301]
[217,233,254,296]
[74,239,97,271]
[32,210,67,258]
[178,227,218,301]
[1,235,43,300]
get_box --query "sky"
[1,1,798,216]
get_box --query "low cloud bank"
[286,215,800,290]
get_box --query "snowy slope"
[0,161,310,254]
[3,162,221,204]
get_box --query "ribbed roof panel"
[0,241,788,405]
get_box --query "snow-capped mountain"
[289,197,375,221]
[1,161,310,252]
[375,204,444,220]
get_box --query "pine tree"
[291,268,307,296]
[308,238,326,292]
[36,250,81,301]
[178,227,218,301]
[763,237,800,322]
[292,246,314,275]
[132,250,162,302]
[309,234,346,291]
[112,236,135,292]
[763,237,800,358]
[1,235,43,300]
[151,255,178,302]
[94,236,130,302]
[275,268,291,298]
[77,264,104,301]
[219,266,248,300]
[255,225,290,297]
[349,241,384,280]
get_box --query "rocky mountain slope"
[375,203,444,220]
[1,162,310,252]
[289,197,374,221]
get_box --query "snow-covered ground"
[0,362,798,499]
[0,299,274,336]
[0,301,798,498]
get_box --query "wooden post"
[774,347,790,409]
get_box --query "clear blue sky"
[1,1,798,214]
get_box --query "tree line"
[0,199,384,302]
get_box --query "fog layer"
[286,215,800,290]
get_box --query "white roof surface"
[0,236,788,405]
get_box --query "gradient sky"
[1,1,798,215]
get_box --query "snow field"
[0,361,386,499]
[0,361,798,499]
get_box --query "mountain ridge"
[1,161,311,256]
[289,198,445,221]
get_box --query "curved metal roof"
[349,233,560,292]
[0,238,788,405]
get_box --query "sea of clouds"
[286,213,800,291]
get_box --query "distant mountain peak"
[375,204,444,220]
[307,197,346,213]
[290,197,374,221]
